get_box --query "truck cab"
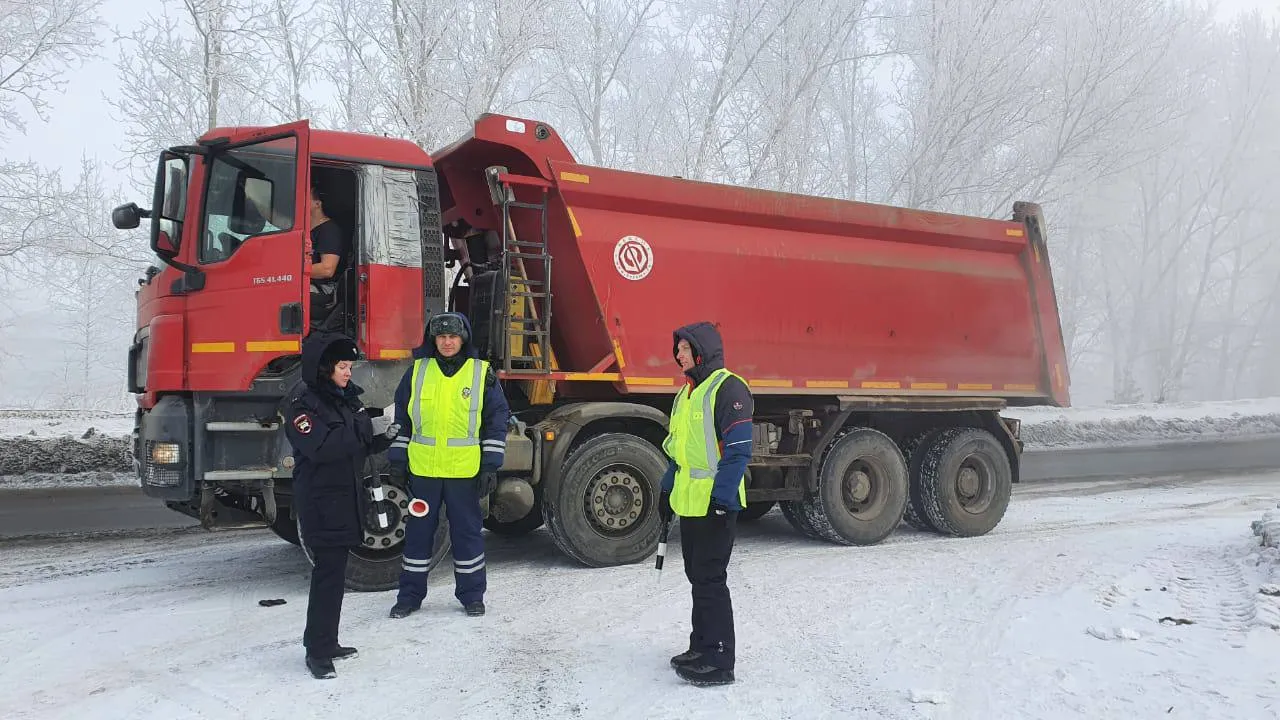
[117,121,449,581]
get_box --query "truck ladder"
[486,167,554,374]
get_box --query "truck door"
[185,121,312,391]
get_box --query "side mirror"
[112,202,149,230]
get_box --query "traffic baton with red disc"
[408,497,430,517]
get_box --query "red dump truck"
[114,113,1070,590]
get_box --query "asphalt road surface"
[2,435,1279,540]
[0,486,199,540]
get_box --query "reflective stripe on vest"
[406,357,486,478]
[663,368,748,517]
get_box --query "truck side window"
[199,136,298,264]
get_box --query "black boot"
[670,649,702,668]
[675,662,734,686]
[329,646,358,661]
[465,601,485,616]
[306,654,336,680]
[389,603,418,619]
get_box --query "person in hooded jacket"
[385,311,510,619]
[284,330,392,680]
[660,321,754,687]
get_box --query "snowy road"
[3,472,1280,719]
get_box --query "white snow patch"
[1008,396,1280,448]
[908,689,950,704]
[0,409,133,439]
[1086,625,1141,641]
[1011,396,1280,424]
[1251,505,1280,549]
[3,472,1280,719]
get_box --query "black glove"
[389,464,408,488]
[476,470,499,497]
[658,490,673,524]
[710,501,735,517]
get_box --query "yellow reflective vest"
[662,368,748,517]
[405,357,488,479]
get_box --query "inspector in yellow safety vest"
[663,367,750,517]
[404,355,490,478]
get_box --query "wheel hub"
[953,454,995,514]
[588,467,644,534]
[841,462,880,515]
[849,471,872,503]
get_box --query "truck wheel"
[915,428,1012,537]
[800,428,908,546]
[738,500,775,522]
[780,500,825,540]
[543,432,665,567]
[484,489,545,536]
[899,430,938,532]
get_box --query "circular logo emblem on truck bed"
[613,236,653,281]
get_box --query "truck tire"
[780,500,825,540]
[914,427,1012,537]
[798,428,908,546]
[484,489,545,536]
[899,430,938,532]
[738,500,776,522]
[296,453,452,592]
[543,432,665,567]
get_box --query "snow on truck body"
[115,113,1071,591]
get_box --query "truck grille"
[417,168,445,316]
[143,440,183,487]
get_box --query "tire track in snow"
[1169,552,1258,634]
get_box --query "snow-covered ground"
[3,472,1280,719]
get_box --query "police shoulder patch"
[293,413,313,435]
[733,401,744,410]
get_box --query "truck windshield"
[199,136,298,264]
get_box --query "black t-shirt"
[311,220,346,270]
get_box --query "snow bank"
[0,433,132,476]
[1248,505,1280,632]
[0,409,133,440]
[1008,396,1280,448]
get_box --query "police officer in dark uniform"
[284,330,391,679]
[660,321,754,686]
[385,311,510,619]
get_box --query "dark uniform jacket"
[285,331,390,547]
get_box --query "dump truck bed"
[432,115,1070,407]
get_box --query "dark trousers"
[680,511,738,669]
[396,476,487,607]
[303,545,350,656]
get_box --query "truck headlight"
[150,442,181,465]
